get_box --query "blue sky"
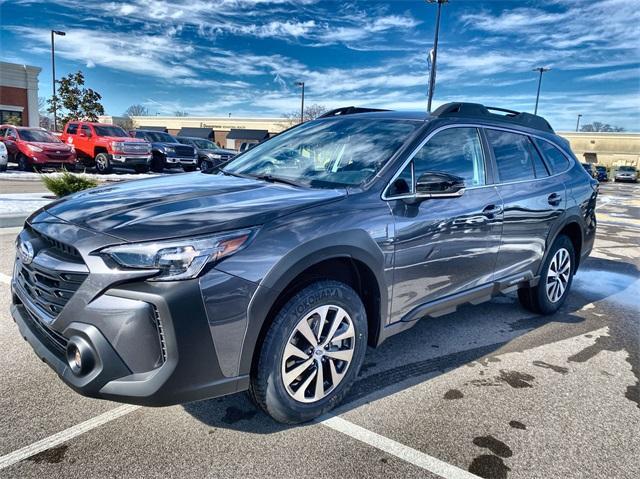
[2,0,639,130]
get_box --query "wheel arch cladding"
[239,231,387,376]
[544,217,583,273]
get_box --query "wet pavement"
[0,181,638,479]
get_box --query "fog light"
[66,338,95,376]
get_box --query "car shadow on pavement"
[183,255,639,432]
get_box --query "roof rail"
[431,102,554,133]
[319,106,390,118]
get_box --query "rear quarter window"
[535,139,571,174]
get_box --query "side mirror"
[416,172,465,198]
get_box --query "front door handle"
[548,193,562,206]
[482,204,503,217]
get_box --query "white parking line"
[321,416,480,479]
[0,272,11,285]
[0,405,140,470]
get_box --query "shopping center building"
[0,61,41,127]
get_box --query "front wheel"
[95,153,112,174]
[249,280,368,424]
[518,235,575,315]
[18,154,31,172]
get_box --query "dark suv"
[11,103,597,424]
[175,136,236,170]
[132,130,198,172]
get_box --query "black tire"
[0,163,7,172]
[518,235,575,315]
[18,154,31,172]
[95,153,112,174]
[182,165,197,172]
[249,280,368,424]
[151,153,164,173]
[200,159,215,171]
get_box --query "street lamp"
[295,82,305,123]
[426,0,448,113]
[50,29,66,131]
[532,67,551,115]
[576,114,583,132]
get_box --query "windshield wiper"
[254,174,307,188]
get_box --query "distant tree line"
[580,121,625,132]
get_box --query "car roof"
[318,110,430,122]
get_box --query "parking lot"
[0,181,638,479]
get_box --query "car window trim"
[382,123,576,201]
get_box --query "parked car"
[132,130,198,173]
[61,122,151,174]
[11,102,597,424]
[581,162,597,179]
[0,125,77,171]
[176,136,236,170]
[614,165,638,183]
[595,165,608,182]
[0,140,7,171]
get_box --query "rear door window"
[536,140,571,174]
[485,129,536,182]
[81,125,92,137]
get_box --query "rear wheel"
[249,280,367,424]
[95,153,112,174]
[518,235,575,315]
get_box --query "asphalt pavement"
[0,181,638,479]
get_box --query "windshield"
[19,129,61,143]
[144,132,177,143]
[223,118,419,187]
[94,125,129,137]
[193,139,216,149]
[619,166,636,172]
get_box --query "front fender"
[237,229,388,376]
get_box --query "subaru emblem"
[19,240,34,265]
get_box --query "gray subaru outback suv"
[11,103,597,423]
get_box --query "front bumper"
[111,154,152,166]
[615,175,637,182]
[10,216,255,406]
[164,156,198,167]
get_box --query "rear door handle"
[548,193,562,206]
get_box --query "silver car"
[614,165,638,183]
[0,140,8,171]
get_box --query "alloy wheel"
[281,305,355,403]
[546,247,571,303]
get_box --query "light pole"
[532,67,550,115]
[295,81,305,123]
[426,0,448,113]
[576,114,582,132]
[50,29,66,131]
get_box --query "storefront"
[0,62,41,127]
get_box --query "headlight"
[111,141,125,151]
[208,153,222,160]
[27,144,43,152]
[99,229,257,281]
[164,146,175,153]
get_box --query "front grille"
[16,229,87,320]
[174,145,195,157]
[220,153,234,161]
[122,142,149,154]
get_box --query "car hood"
[43,173,346,242]
[102,136,146,143]
[28,142,72,151]
[200,148,236,155]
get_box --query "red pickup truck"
[61,121,151,173]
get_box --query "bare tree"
[174,110,189,117]
[38,96,53,130]
[580,122,625,132]
[123,104,149,117]
[280,104,328,128]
